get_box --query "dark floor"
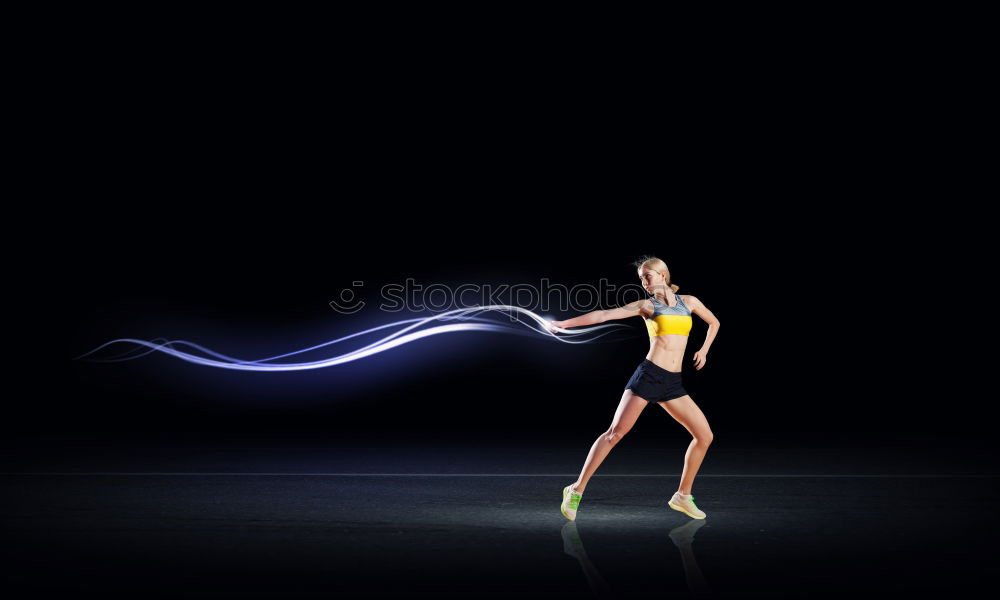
[1,434,996,598]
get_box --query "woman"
[550,256,721,521]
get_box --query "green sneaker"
[561,484,583,520]
[668,491,707,519]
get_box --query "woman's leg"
[572,389,648,493]
[658,395,714,495]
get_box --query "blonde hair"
[634,256,679,293]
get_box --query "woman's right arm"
[550,299,648,331]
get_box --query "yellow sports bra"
[645,294,693,337]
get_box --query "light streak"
[73,305,631,372]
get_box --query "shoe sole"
[560,486,576,521]
[668,500,706,519]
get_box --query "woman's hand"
[692,350,708,370]
[548,320,565,334]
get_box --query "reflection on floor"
[0,437,995,598]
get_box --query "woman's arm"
[686,295,721,353]
[551,299,648,329]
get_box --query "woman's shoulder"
[638,297,655,318]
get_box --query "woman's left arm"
[687,296,721,365]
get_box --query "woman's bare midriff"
[646,335,687,372]
[641,294,688,372]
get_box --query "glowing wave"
[73,305,632,372]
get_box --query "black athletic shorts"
[625,359,688,403]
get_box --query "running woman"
[552,256,721,520]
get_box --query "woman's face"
[638,268,668,292]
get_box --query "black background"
[47,172,975,447]
[16,29,988,449]
[5,20,996,600]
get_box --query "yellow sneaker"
[561,484,583,520]
[668,491,706,519]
